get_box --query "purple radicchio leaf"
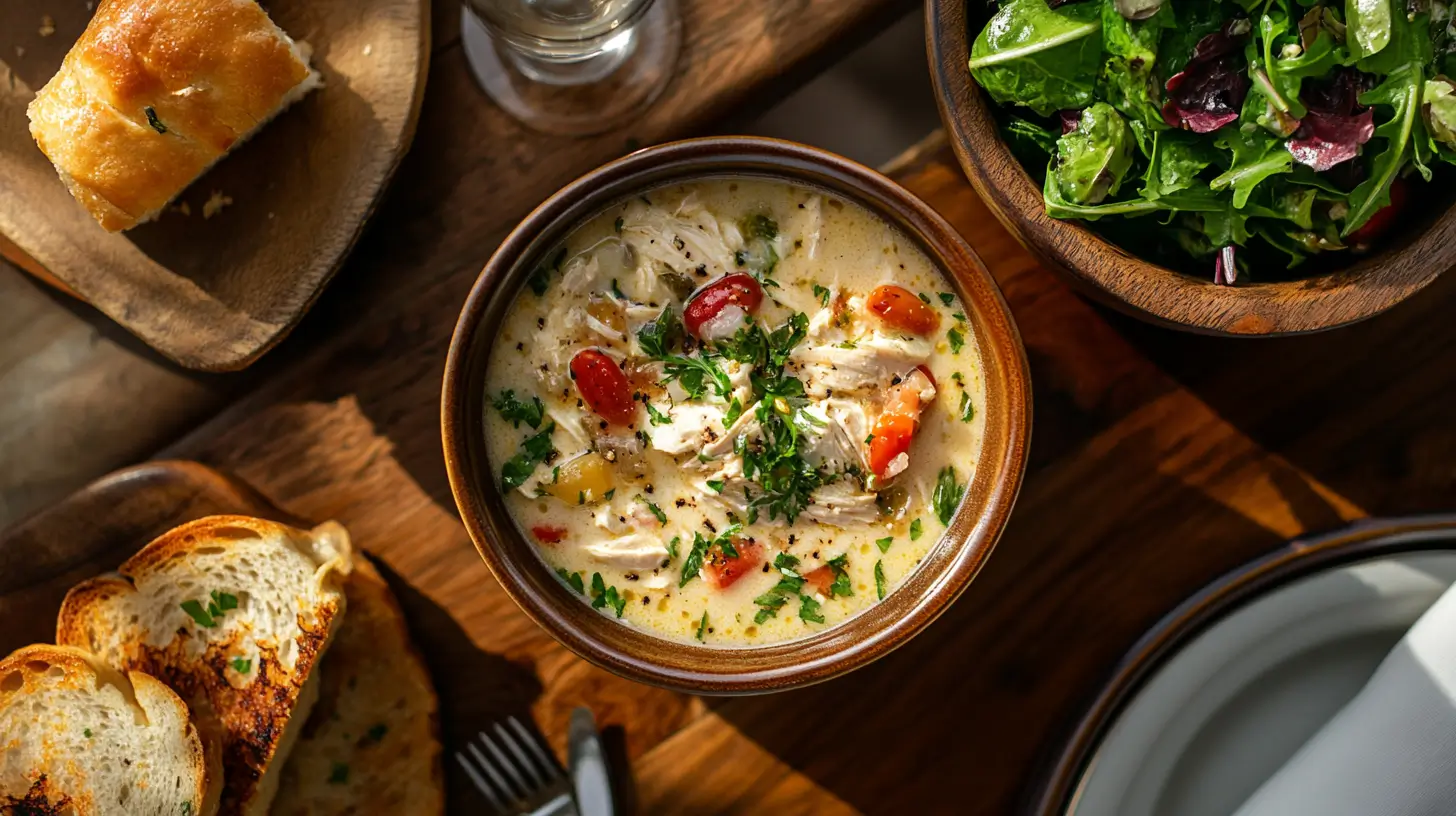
[1286,69,1376,171]
[1214,245,1238,285]
[1058,109,1082,134]
[1161,20,1253,134]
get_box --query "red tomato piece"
[867,285,941,336]
[802,565,835,596]
[683,273,764,339]
[867,369,936,480]
[532,525,567,544]
[705,538,763,589]
[570,349,636,426]
[1347,178,1407,248]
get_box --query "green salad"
[969,0,1455,283]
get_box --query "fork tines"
[456,715,569,813]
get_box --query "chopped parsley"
[910,518,924,540]
[680,525,742,588]
[953,312,967,323]
[813,284,831,306]
[604,488,616,500]
[179,590,238,629]
[917,292,932,304]
[695,612,710,641]
[737,214,780,275]
[876,536,893,553]
[947,327,965,354]
[938,292,955,306]
[798,594,826,624]
[144,106,167,134]
[637,307,682,358]
[500,422,556,491]
[753,554,806,624]
[706,479,724,493]
[667,536,681,560]
[528,247,568,296]
[328,763,350,785]
[637,496,668,524]
[724,397,744,429]
[589,573,627,618]
[875,561,887,600]
[826,555,853,598]
[493,389,544,429]
[658,355,732,400]
[84,728,92,738]
[959,391,975,423]
[557,568,585,594]
[933,466,964,526]
[610,278,628,301]
[645,401,672,426]
[230,657,251,674]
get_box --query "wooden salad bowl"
[442,136,1033,694]
[926,0,1456,336]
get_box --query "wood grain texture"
[927,0,1456,336]
[0,0,430,370]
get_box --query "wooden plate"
[0,0,429,371]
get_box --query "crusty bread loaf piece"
[56,516,352,816]
[26,0,321,232]
[274,557,445,815]
[0,644,218,816]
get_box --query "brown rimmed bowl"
[441,136,1032,694]
[1028,513,1456,814]
[927,0,1456,336]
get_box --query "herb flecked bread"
[56,516,352,816]
[0,644,218,816]
[26,0,321,231]
[274,557,445,815]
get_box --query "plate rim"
[1025,513,1456,816]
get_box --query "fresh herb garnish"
[680,525,742,588]
[947,327,965,355]
[658,355,733,400]
[230,657,251,674]
[635,496,668,524]
[84,728,93,738]
[938,292,955,306]
[876,536,893,553]
[180,590,238,629]
[696,612,710,641]
[180,599,215,628]
[798,594,826,624]
[645,401,672,426]
[493,389,545,429]
[910,518,923,540]
[500,423,556,491]
[590,572,627,618]
[724,396,744,428]
[637,307,682,358]
[813,284,831,306]
[875,560,887,600]
[667,535,681,560]
[933,466,964,526]
[144,106,167,134]
[826,554,853,598]
[959,391,975,423]
[557,568,585,594]
[528,247,568,296]
[706,479,724,493]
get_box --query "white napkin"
[1233,578,1456,816]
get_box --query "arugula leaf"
[1045,161,1227,219]
[933,466,965,526]
[1144,130,1222,199]
[1211,128,1293,208]
[637,307,682,358]
[1346,0,1393,61]
[875,560,887,600]
[493,390,545,429]
[970,0,1104,117]
[1002,115,1061,166]
[501,422,556,491]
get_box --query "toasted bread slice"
[0,644,218,816]
[56,516,352,816]
[275,557,444,815]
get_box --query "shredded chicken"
[789,331,933,397]
[803,480,881,526]
[582,533,669,570]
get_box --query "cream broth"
[484,179,986,646]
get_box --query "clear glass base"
[461,0,682,136]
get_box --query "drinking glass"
[461,0,682,135]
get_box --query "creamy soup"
[483,179,987,646]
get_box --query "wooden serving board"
[0,0,429,371]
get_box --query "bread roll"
[27,0,321,232]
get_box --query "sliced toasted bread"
[0,644,218,816]
[274,557,444,815]
[56,516,352,816]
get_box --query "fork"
[456,716,578,815]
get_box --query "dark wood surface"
[928,0,1456,337]
[5,4,1456,812]
[0,0,431,370]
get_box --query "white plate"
[1066,540,1456,816]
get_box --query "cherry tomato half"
[867,285,941,336]
[531,525,567,544]
[570,349,636,426]
[683,273,764,340]
[802,565,835,596]
[705,538,763,589]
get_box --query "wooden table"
[6,0,1456,812]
